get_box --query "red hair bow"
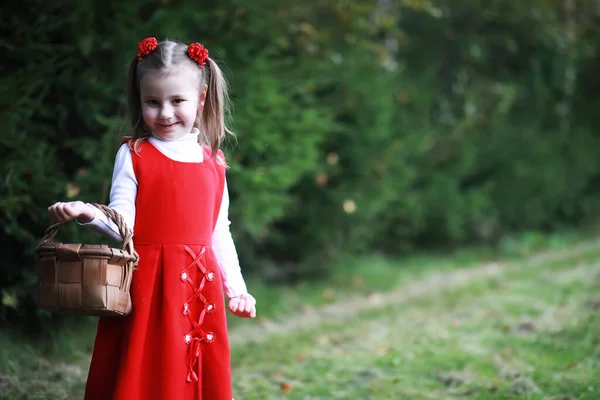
[187,43,209,68]
[137,37,158,60]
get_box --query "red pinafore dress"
[84,141,232,400]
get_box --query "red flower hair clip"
[137,37,158,60]
[187,43,209,68]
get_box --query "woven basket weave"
[36,204,139,316]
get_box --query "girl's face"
[139,67,206,141]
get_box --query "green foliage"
[1,0,599,327]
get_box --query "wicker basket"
[36,204,139,316]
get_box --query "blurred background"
[1,1,600,398]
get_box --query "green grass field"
[1,233,599,399]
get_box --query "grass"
[1,230,599,399]
[232,254,600,399]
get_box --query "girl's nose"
[159,104,174,119]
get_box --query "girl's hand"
[48,201,95,224]
[228,293,256,319]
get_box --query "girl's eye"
[146,100,159,106]
[173,99,184,104]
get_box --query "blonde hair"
[125,39,233,164]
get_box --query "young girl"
[47,37,256,400]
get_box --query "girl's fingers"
[48,202,71,223]
[49,203,64,222]
[63,203,84,220]
[236,299,246,315]
[229,298,238,313]
[55,205,72,222]
[243,299,253,314]
[48,203,59,218]
[64,203,78,218]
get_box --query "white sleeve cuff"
[224,279,248,299]
[76,204,125,242]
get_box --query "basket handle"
[37,203,139,265]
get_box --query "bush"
[1,1,599,329]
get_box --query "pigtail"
[126,58,141,132]
[125,57,151,153]
[202,57,234,165]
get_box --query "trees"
[1,0,599,328]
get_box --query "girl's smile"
[139,67,204,140]
[158,121,181,130]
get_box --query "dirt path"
[228,239,600,346]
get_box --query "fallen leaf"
[358,369,378,380]
[566,361,577,369]
[280,382,292,392]
[301,305,313,315]
[490,379,505,392]
[367,292,384,306]
[515,320,536,333]
[374,347,389,356]
[350,276,363,288]
[555,340,562,349]
[258,317,273,327]
[500,348,513,359]
[321,288,334,301]
[317,335,330,345]
[508,376,540,394]
[586,298,600,310]
[38,358,51,367]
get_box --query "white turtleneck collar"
[148,128,204,163]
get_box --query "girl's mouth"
[159,122,179,128]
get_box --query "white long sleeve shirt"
[81,129,248,298]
